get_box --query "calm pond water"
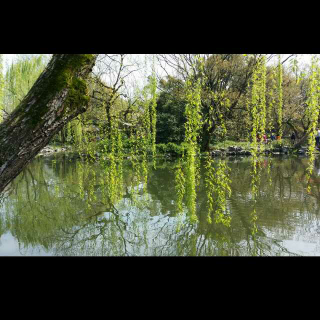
[1,154,320,256]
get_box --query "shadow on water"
[1,154,320,256]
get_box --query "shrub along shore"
[38,139,316,159]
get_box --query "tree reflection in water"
[1,155,320,256]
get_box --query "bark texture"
[0,54,98,193]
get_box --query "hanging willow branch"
[277,54,283,140]
[305,55,320,189]
[248,55,267,235]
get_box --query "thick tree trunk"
[201,122,211,152]
[293,132,309,150]
[201,120,215,152]
[0,54,97,193]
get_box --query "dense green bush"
[156,142,188,156]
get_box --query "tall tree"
[0,54,97,193]
[156,76,186,144]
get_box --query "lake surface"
[1,154,320,256]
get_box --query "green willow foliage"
[174,56,234,226]
[125,74,157,198]
[277,54,283,139]
[107,111,124,203]
[266,67,275,186]
[141,85,151,190]
[248,56,268,235]
[150,71,158,168]
[250,55,267,155]
[179,56,204,222]
[125,72,158,197]
[127,126,141,203]
[305,55,320,188]
[184,72,203,150]
[249,55,266,229]
[259,57,267,141]
[3,55,49,113]
[267,65,277,136]
[203,64,233,226]
[205,158,231,226]
[64,80,126,208]
[73,117,84,152]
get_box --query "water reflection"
[1,155,320,256]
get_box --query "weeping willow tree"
[140,83,152,191]
[204,67,232,226]
[178,56,204,222]
[174,56,234,225]
[5,53,320,230]
[3,55,50,114]
[76,94,125,205]
[267,66,277,135]
[305,55,320,189]
[104,108,124,203]
[70,69,159,209]
[250,56,267,153]
[277,54,283,140]
[265,65,278,186]
[122,72,158,202]
[173,56,221,224]
[247,55,268,235]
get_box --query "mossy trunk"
[0,54,97,193]
[201,121,215,152]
